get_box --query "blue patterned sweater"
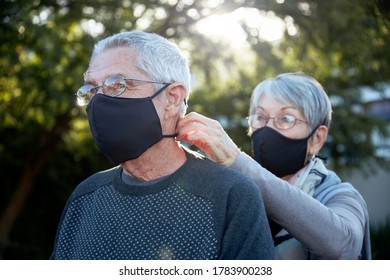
[51,152,274,260]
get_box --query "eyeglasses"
[247,114,308,130]
[75,75,170,105]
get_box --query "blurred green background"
[1,0,389,259]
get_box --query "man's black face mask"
[86,84,175,164]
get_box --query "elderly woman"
[178,72,371,259]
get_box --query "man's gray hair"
[91,30,190,114]
[249,72,332,131]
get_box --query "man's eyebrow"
[83,72,130,86]
[83,78,97,86]
[83,72,96,85]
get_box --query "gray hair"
[91,30,190,114]
[249,72,332,131]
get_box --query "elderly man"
[51,31,274,260]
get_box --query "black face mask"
[86,84,176,164]
[251,126,317,178]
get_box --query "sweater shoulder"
[182,152,261,196]
[71,166,120,198]
[189,152,254,180]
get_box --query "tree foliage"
[0,0,389,259]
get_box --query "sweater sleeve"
[230,152,369,259]
[218,177,275,260]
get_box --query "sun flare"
[196,7,288,49]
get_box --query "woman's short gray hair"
[91,30,190,114]
[249,72,332,131]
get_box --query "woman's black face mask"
[251,126,317,178]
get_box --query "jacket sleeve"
[230,152,370,259]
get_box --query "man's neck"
[121,139,187,181]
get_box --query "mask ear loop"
[150,83,171,99]
[150,83,180,138]
[151,82,188,105]
[308,123,328,163]
[307,124,320,139]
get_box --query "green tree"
[270,0,390,171]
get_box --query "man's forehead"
[84,48,138,82]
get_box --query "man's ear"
[164,83,186,118]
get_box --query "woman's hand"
[177,112,241,166]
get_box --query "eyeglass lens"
[249,114,297,130]
[103,76,126,97]
[77,76,127,104]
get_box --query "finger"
[182,130,214,151]
[178,112,219,129]
[184,129,223,153]
[178,117,202,131]
[177,122,210,142]
[177,116,210,138]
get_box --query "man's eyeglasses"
[75,75,170,105]
[247,114,308,130]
